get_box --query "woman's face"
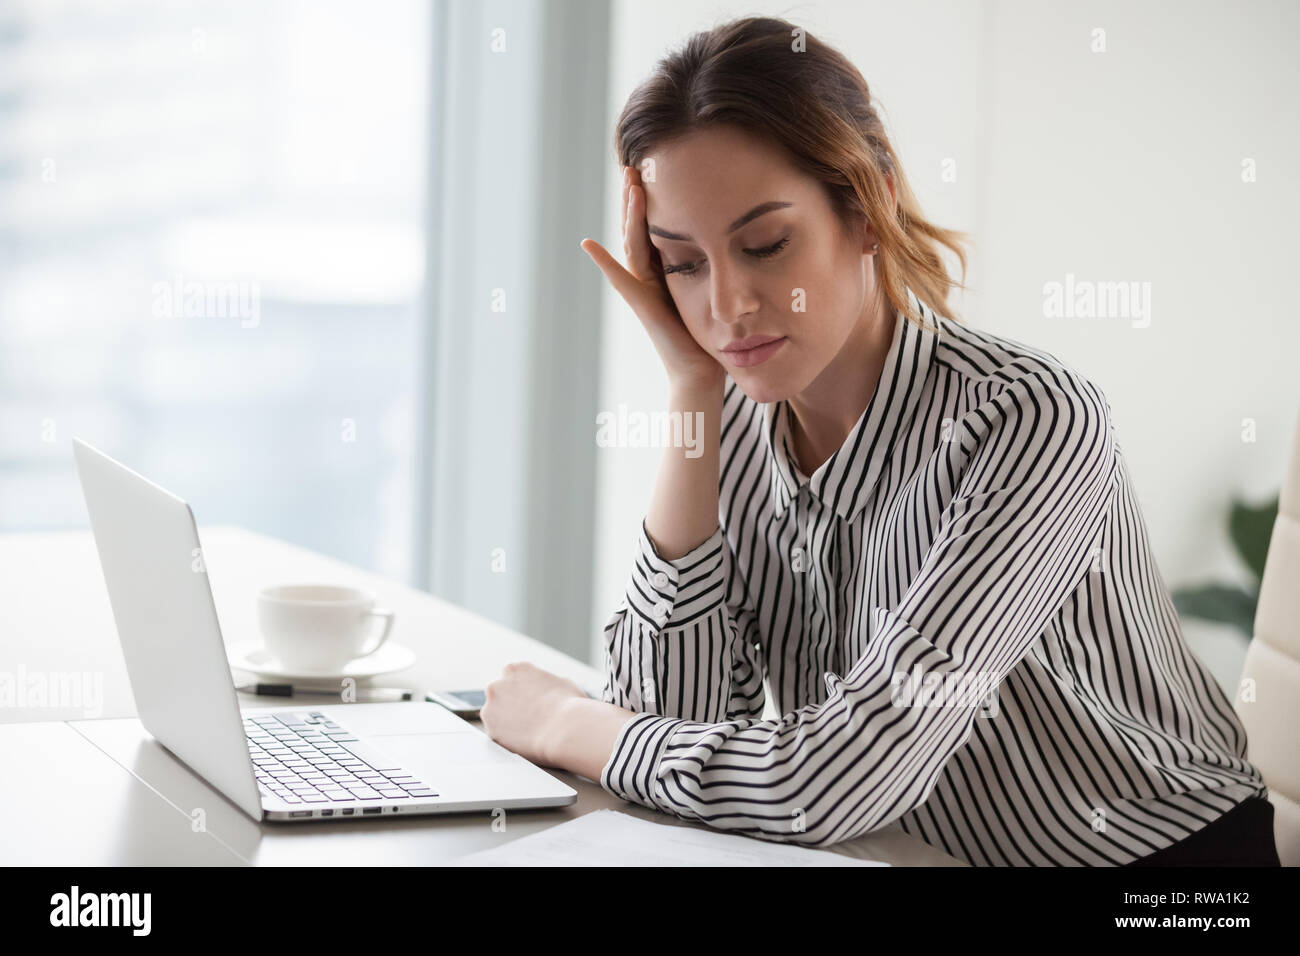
[641,124,879,404]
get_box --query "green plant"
[1172,494,1279,638]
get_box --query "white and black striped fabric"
[599,288,1266,865]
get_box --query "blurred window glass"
[0,0,431,581]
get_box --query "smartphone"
[425,689,486,719]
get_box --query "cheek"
[688,320,719,355]
[785,257,860,332]
[675,301,712,346]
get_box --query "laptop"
[72,438,577,822]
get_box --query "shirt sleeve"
[600,368,1121,846]
[600,518,767,724]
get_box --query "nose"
[709,256,761,326]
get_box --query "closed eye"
[748,236,790,259]
[662,236,791,278]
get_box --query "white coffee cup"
[257,584,394,672]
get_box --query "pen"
[235,682,415,702]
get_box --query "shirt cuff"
[624,519,727,632]
[599,711,684,810]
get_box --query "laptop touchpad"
[372,732,519,768]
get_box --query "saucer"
[228,641,416,681]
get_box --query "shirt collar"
[763,287,939,523]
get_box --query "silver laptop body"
[72,438,576,822]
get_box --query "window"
[0,0,431,581]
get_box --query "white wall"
[587,0,1300,682]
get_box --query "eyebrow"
[647,201,793,242]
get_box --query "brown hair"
[614,15,970,331]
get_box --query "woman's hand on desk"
[480,662,585,767]
[480,661,638,781]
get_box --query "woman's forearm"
[546,696,639,781]
[644,379,724,559]
[558,383,719,781]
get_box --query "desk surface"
[0,527,965,866]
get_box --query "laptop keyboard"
[245,710,438,805]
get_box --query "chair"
[1237,407,1300,865]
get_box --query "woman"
[479,15,1279,866]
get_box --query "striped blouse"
[598,288,1267,866]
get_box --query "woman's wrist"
[545,696,638,781]
[668,370,725,405]
[646,376,723,560]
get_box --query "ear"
[860,173,896,254]
[860,217,878,255]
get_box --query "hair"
[614,15,970,332]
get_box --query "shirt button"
[651,600,670,623]
[651,571,669,589]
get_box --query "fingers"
[580,237,637,304]
[582,162,660,303]
[620,166,630,237]
[624,181,656,281]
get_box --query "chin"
[728,366,797,406]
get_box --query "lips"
[721,334,787,368]
[722,333,784,353]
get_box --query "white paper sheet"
[454,810,890,866]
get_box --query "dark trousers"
[1124,795,1281,867]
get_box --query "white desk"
[0,526,965,866]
